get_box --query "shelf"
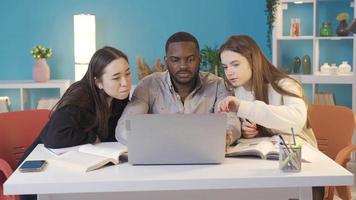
[277,36,314,40]
[273,0,355,112]
[280,0,314,3]
[0,80,71,90]
[290,74,354,84]
[317,0,353,2]
[277,36,354,40]
[316,36,354,40]
[0,80,71,110]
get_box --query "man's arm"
[214,79,241,143]
[115,81,150,145]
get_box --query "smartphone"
[19,160,47,172]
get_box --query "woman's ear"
[94,78,103,90]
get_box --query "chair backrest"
[309,104,355,160]
[0,109,50,170]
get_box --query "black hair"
[54,46,129,139]
[165,31,200,53]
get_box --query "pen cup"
[279,145,302,172]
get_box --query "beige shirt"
[235,78,317,148]
[115,71,241,144]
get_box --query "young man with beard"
[115,31,240,145]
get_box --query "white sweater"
[235,78,317,147]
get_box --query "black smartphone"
[19,160,47,172]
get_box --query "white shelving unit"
[0,79,71,110]
[272,0,356,113]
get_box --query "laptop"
[126,113,227,165]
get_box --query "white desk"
[4,145,353,200]
[0,80,70,110]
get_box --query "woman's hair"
[53,46,129,139]
[219,35,308,136]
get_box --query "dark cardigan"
[20,98,128,164]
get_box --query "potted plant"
[200,45,224,78]
[265,0,278,53]
[336,12,350,36]
[30,45,52,82]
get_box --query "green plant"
[200,45,224,78]
[30,45,52,60]
[265,0,279,53]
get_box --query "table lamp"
[74,14,96,81]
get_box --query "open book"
[47,142,128,172]
[226,136,279,160]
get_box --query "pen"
[278,135,290,152]
[291,127,296,146]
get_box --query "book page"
[79,142,128,161]
[49,151,116,172]
[255,140,277,159]
[237,136,279,144]
[227,137,278,159]
[46,145,83,155]
[227,142,264,158]
[265,144,279,160]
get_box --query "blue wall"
[0,0,269,110]
[1,0,352,110]
[0,0,269,83]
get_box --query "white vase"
[329,64,338,75]
[338,61,351,74]
[320,63,330,74]
[32,59,50,82]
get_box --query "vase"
[320,63,330,74]
[330,64,338,75]
[338,61,352,74]
[336,20,350,36]
[292,56,301,74]
[290,18,301,37]
[302,55,311,74]
[32,59,50,82]
[320,22,333,37]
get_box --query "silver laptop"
[126,113,227,165]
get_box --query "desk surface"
[4,144,353,195]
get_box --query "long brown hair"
[53,46,129,139]
[219,35,308,136]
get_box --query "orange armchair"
[309,104,356,200]
[0,109,50,200]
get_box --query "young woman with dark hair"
[22,46,132,160]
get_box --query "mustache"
[176,69,192,74]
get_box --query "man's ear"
[198,54,202,64]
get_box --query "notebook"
[126,113,227,165]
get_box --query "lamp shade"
[348,19,356,34]
[74,14,96,81]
